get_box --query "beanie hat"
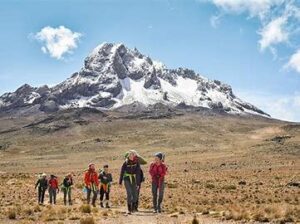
[154,152,163,161]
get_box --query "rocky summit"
[0,42,269,117]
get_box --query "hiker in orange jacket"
[84,163,99,207]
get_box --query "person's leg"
[131,180,138,212]
[68,188,72,205]
[105,192,110,208]
[63,188,67,205]
[151,182,158,212]
[38,187,42,203]
[136,186,140,211]
[100,187,104,207]
[92,189,98,207]
[157,181,165,213]
[41,188,46,204]
[49,188,53,204]
[86,188,91,204]
[124,179,133,213]
[53,189,57,204]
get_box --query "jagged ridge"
[0,42,269,117]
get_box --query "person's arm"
[136,163,142,186]
[119,163,125,185]
[149,163,155,177]
[108,173,113,183]
[95,173,100,186]
[84,172,90,188]
[161,164,167,177]
[35,179,39,189]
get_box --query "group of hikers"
[35,150,167,214]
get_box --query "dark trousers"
[49,188,57,204]
[38,187,46,204]
[87,187,98,205]
[63,187,72,205]
[136,185,141,208]
[124,178,138,205]
[100,187,110,201]
[152,181,165,210]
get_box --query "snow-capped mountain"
[0,42,269,117]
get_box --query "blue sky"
[0,0,300,121]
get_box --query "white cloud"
[211,0,283,19]
[210,14,222,28]
[258,16,289,50]
[33,26,82,60]
[286,48,300,73]
[237,90,300,122]
[202,0,300,74]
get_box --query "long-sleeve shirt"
[99,172,112,185]
[35,178,48,189]
[149,162,167,186]
[84,170,99,187]
[63,177,73,188]
[48,178,59,189]
[119,159,141,185]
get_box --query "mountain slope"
[0,42,269,117]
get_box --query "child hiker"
[62,173,73,205]
[119,150,141,214]
[48,174,59,205]
[84,163,99,207]
[99,165,113,208]
[35,173,48,205]
[149,152,167,213]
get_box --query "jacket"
[149,162,167,187]
[84,169,99,187]
[119,159,141,185]
[63,177,73,188]
[48,178,59,189]
[35,178,48,189]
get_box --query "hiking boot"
[153,209,158,213]
[105,202,110,208]
[100,201,104,208]
[158,204,162,213]
[127,203,132,214]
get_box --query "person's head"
[50,174,55,179]
[154,152,163,164]
[67,173,72,178]
[88,163,95,171]
[103,165,109,173]
[128,151,136,161]
[42,173,47,179]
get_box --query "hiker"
[98,165,113,208]
[135,168,145,211]
[84,163,99,207]
[35,173,48,205]
[149,152,167,213]
[62,173,73,205]
[48,175,59,205]
[119,150,141,214]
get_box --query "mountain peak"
[0,42,270,117]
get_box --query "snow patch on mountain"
[0,42,270,117]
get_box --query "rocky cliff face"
[0,42,269,117]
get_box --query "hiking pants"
[87,187,98,205]
[38,187,46,204]
[100,186,110,201]
[152,180,165,210]
[63,187,72,205]
[124,178,138,205]
[49,187,57,204]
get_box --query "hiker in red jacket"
[48,175,59,205]
[84,163,99,207]
[149,152,167,213]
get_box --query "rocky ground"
[0,110,299,223]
